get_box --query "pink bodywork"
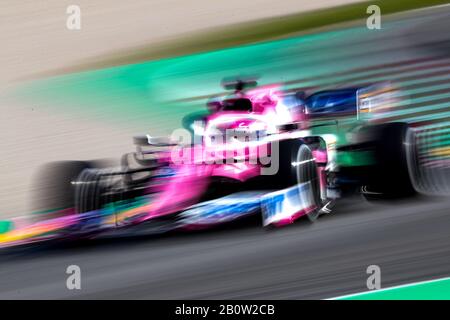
[139,85,327,223]
[0,85,330,248]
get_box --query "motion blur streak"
[0,4,450,299]
[13,5,450,197]
[0,5,448,222]
[1,196,450,299]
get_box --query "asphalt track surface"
[1,6,450,299]
[0,196,449,299]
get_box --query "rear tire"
[74,167,122,214]
[31,161,93,219]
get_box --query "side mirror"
[133,135,177,147]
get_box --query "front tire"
[274,139,323,221]
[362,122,418,200]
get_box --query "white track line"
[327,276,450,300]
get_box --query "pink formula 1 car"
[0,79,334,248]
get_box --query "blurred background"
[1,0,450,299]
[1,0,368,219]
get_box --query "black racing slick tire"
[362,122,418,200]
[273,139,322,221]
[74,168,117,214]
[31,161,93,220]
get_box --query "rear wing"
[356,82,398,120]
